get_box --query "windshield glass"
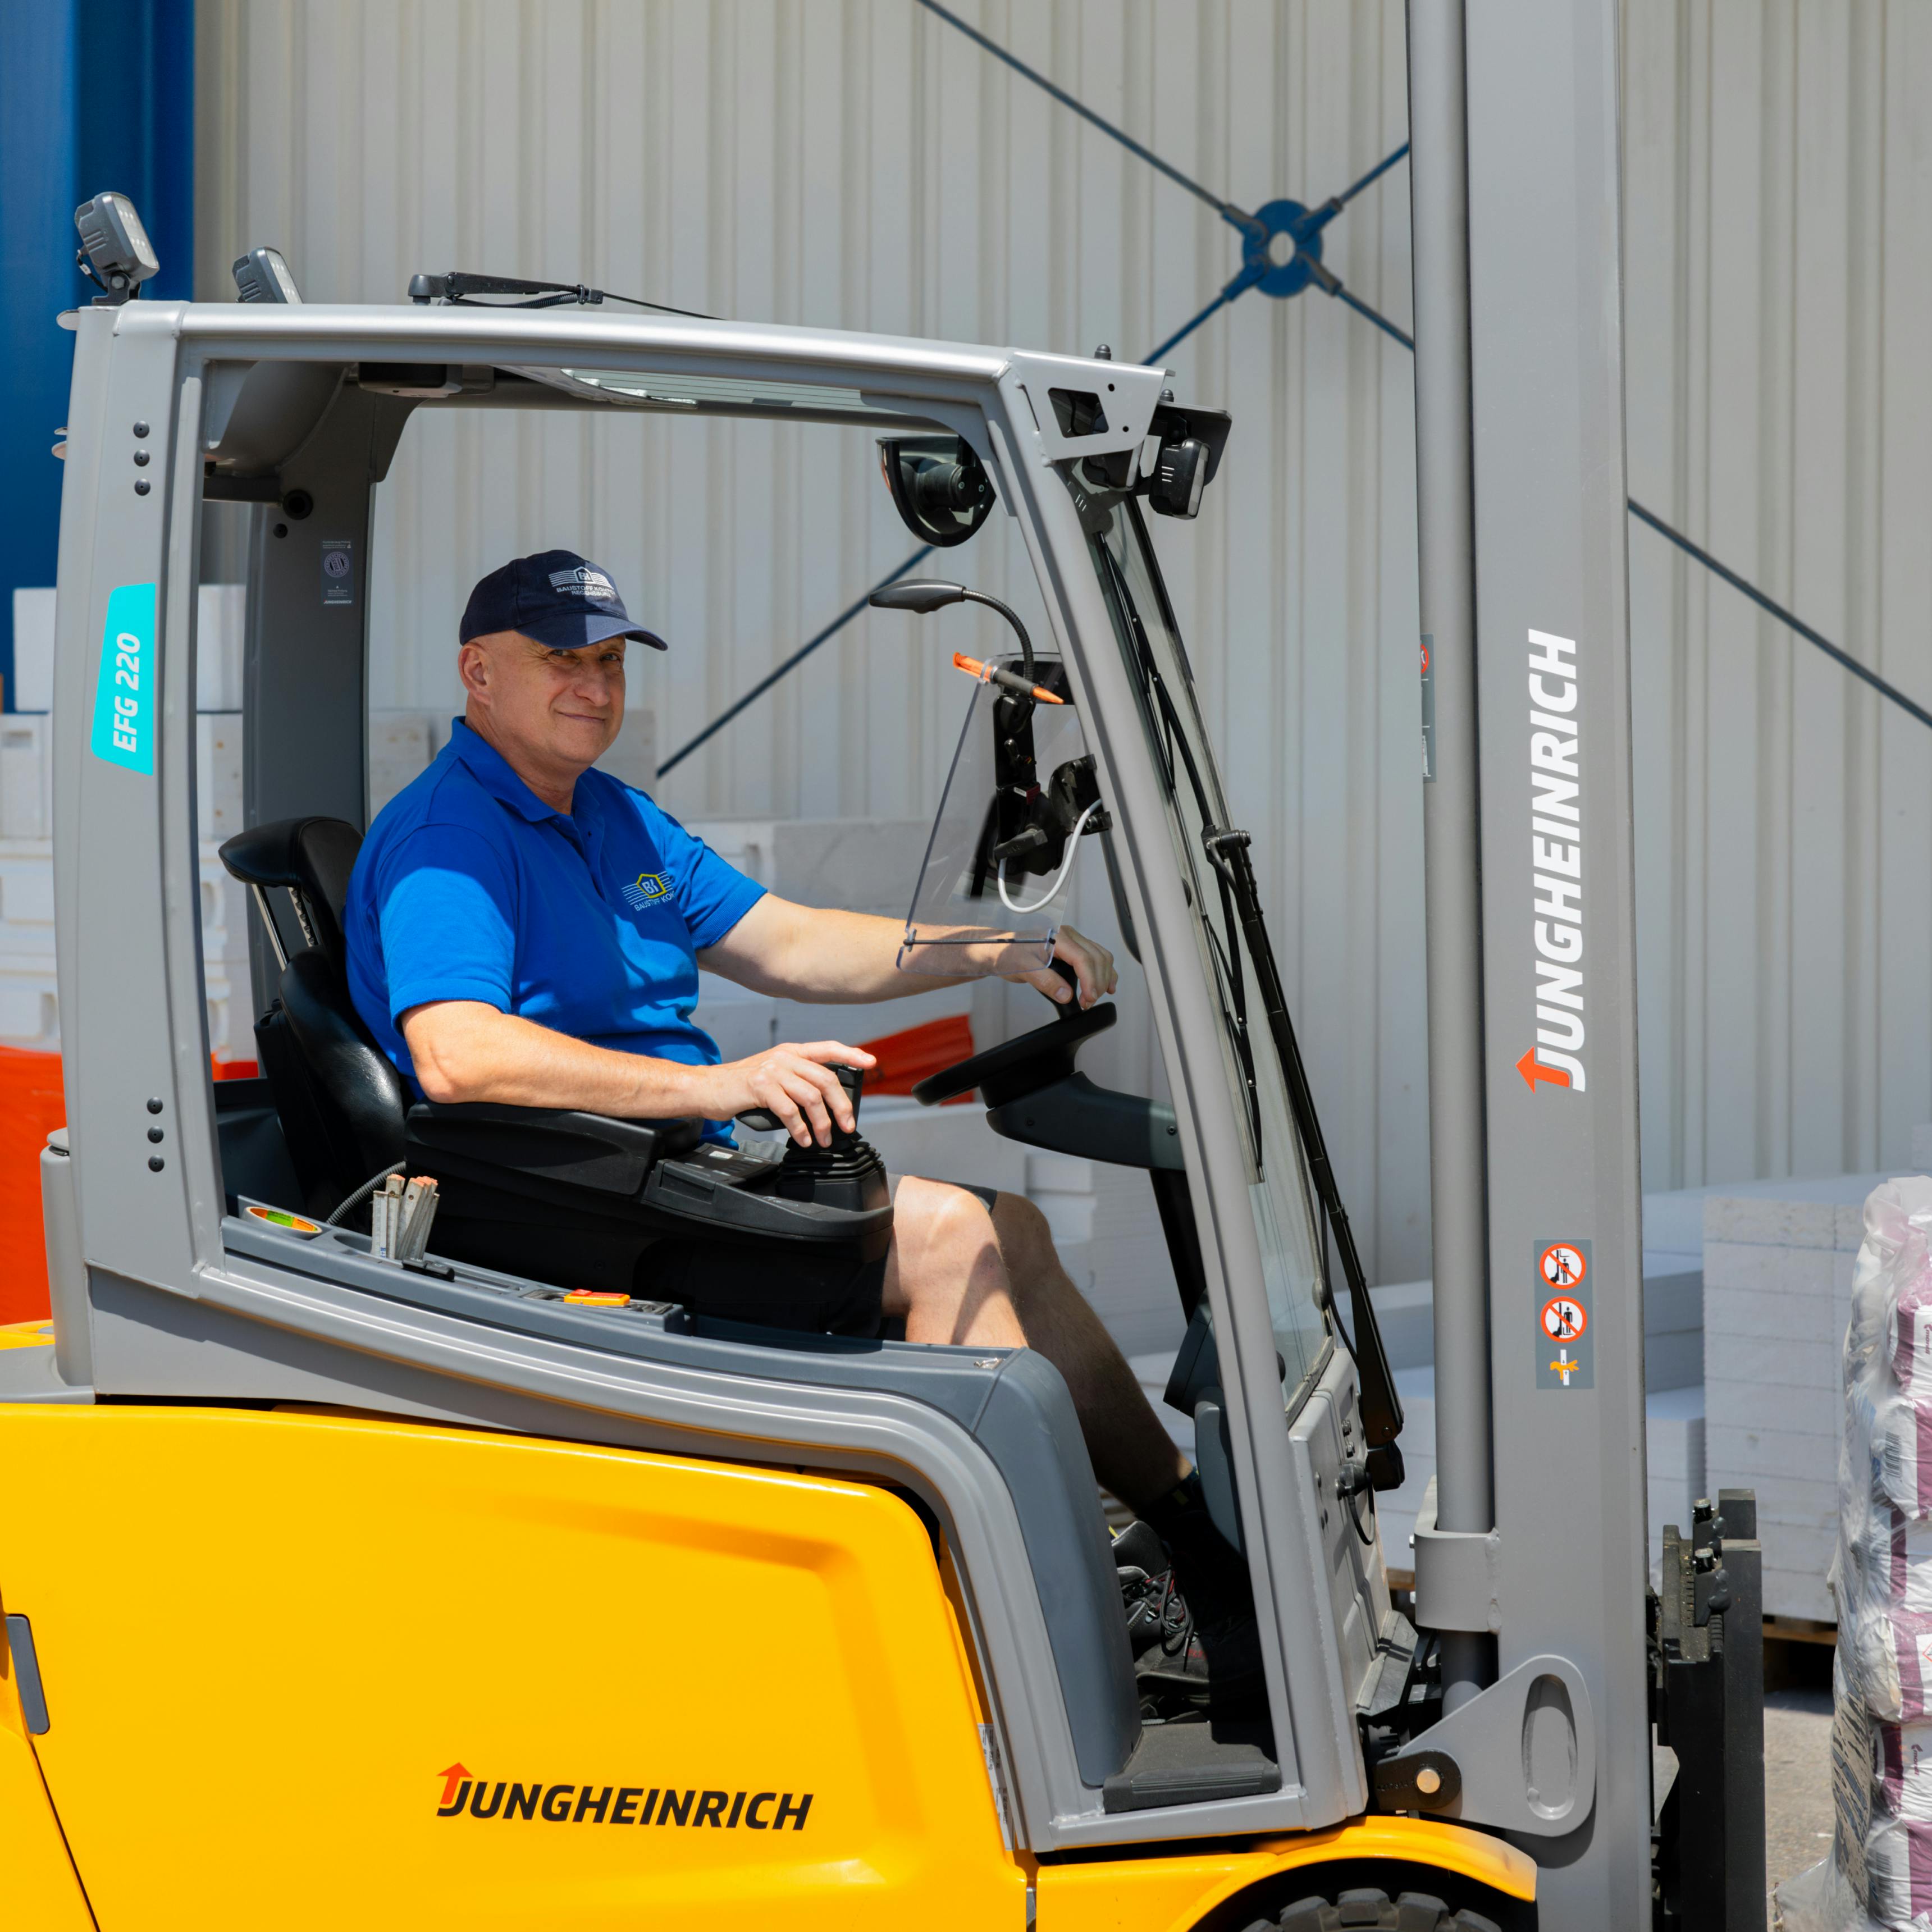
[1081,486,1330,1395]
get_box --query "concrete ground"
[1764,1687,1835,1915]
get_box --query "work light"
[233,246,303,304]
[74,193,159,303]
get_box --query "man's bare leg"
[883,1177,1189,1514]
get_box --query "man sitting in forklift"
[345,550,1260,1707]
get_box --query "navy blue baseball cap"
[459,549,668,652]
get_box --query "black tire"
[1243,1890,1502,1932]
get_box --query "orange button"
[561,1289,629,1306]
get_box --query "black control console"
[642,1067,892,1260]
[404,1066,894,1295]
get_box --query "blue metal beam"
[0,0,192,712]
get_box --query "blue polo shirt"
[345,720,765,1136]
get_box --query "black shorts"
[637,1179,1001,1337]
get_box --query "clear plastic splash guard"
[897,655,1108,978]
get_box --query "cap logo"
[549,566,618,602]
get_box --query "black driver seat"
[219,817,409,1217]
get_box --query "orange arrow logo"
[436,1762,473,1808]
[1517,1047,1571,1093]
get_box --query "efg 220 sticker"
[90,582,158,775]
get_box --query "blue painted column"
[0,0,193,711]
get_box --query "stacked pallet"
[1702,1178,1879,1622]
[1776,1177,1932,1927]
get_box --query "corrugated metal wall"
[194,1,1932,1285]
[1622,1,1932,1195]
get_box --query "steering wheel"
[912,961,1117,1109]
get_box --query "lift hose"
[326,1162,405,1227]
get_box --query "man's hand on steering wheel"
[1006,925,1117,1010]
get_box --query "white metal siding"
[194,1,1932,1284]
[1622,1,1932,1199]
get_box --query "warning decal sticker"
[1533,1237,1594,1390]
[1540,1295,1587,1343]
[1539,1242,1587,1288]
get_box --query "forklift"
[1,4,1763,1926]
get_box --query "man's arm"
[401,1001,875,1147]
[697,896,1118,1008]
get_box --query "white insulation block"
[0,715,52,840]
[11,587,55,712]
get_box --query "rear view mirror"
[878,435,995,548]
[1148,438,1208,519]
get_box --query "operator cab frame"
[42,294,1391,1849]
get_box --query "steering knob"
[1042,956,1083,1006]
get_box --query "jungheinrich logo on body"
[621,871,673,911]
[433,1763,812,1830]
[1517,627,1586,1097]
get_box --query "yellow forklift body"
[0,1650,93,1929]
[1035,1819,1536,1930]
[0,1403,1024,1929]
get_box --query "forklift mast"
[1405,4,1760,1928]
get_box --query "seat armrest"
[405,1102,705,1199]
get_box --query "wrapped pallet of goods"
[1781,1179,1932,1929]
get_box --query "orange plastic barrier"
[857,1013,975,1102]
[0,1047,66,1324]
[0,1051,258,1324]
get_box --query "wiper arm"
[1203,828,1406,1490]
[1100,542,1262,1141]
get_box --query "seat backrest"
[221,817,405,1212]
[277,947,408,1193]
[218,816,362,976]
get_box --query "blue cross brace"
[1241,198,1335,299]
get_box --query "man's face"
[459,629,627,780]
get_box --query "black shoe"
[1113,1512,1267,1719]
[1181,1597,1267,1720]
[1133,1477,1270,1720]
[1113,1520,1193,1664]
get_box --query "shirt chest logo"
[620,871,673,911]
